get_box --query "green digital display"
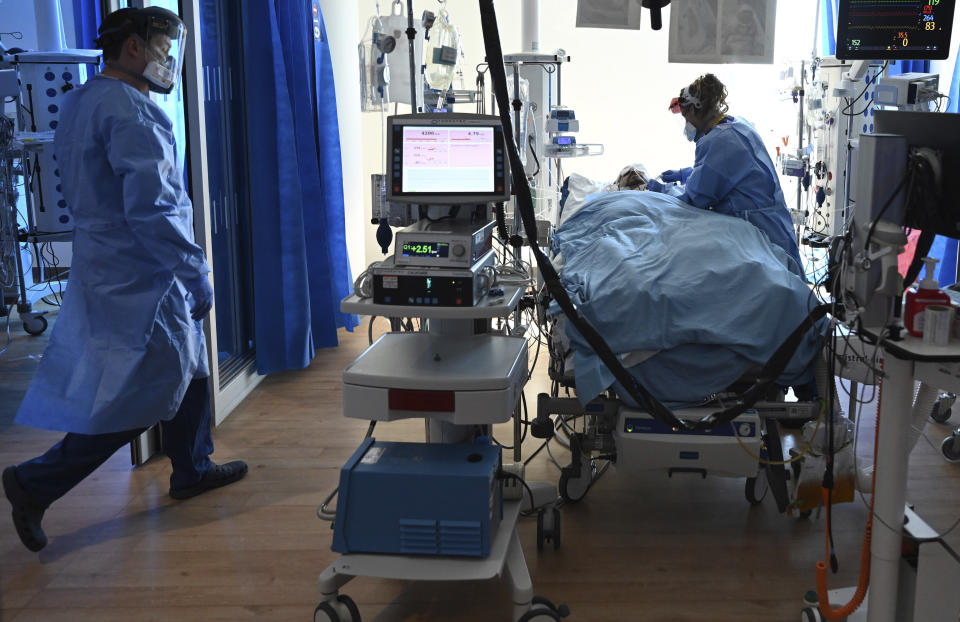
[401,241,449,258]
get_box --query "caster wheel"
[536,506,561,551]
[518,610,562,621]
[801,605,825,621]
[531,596,570,618]
[798,509,813,520]
[931,401,953,424]
[335,595,360,622]
[519,596,569,622]
[314,602,340,622]
[745,469,769,505]
[942,434,960,463]
[22,314,47,336]
[314,595,361,622]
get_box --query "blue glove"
[183,274,213,321]
[646,178,666,193]
[660,169,684,183]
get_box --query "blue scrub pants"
[14,378,214,507]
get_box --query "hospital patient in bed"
[551,170,822,408]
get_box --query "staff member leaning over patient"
[647,73,804,273]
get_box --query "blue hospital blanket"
[551,191,824,407]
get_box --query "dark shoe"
[169,460,248,500]
[2,466,48,552]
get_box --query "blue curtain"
[888,60,930,75]
[241,1,358,376]
[72,0,101,50]
[820,0,837,56]
[949,45,960,114]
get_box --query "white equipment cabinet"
[803,57,881,238]
[316,285,566,622]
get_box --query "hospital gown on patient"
[552,190,824,407]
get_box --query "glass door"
[197,0,256,388]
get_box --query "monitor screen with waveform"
[837,0,955,59]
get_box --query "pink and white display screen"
[401,126,495,193]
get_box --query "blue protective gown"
[15,75,210,435]
[659,116,803,272]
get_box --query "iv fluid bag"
[359,16,391,112]
[424,8,459,92]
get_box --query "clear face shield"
[138,17,186,95]
[669,87,702,141]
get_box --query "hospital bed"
[532,181,834,514]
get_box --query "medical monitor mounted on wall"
[386,113,510,205]
[836,0,955,60]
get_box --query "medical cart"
[315,285,566,622]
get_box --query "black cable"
[494,201,509,242]
[899,154,940,290]
[840,61,888,117]
[498,471,536,509]
[527,134,540,179]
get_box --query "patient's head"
[616,164,649,191]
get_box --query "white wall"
[351,0,820,267]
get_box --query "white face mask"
[143,54,175,93]
[683,121,698,142]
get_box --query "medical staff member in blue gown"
[646,73,804,272]
[2,7,247,553]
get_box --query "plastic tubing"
[814,362,884,619]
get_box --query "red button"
[393,186,400,192]
[455,298,462,305]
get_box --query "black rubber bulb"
[642,0,670,31]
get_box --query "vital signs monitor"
[386,113,510,205]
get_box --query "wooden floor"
[1,308,959,621]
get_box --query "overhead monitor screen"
[401,126,495,193]
[837,0,955,59]
[386,113,509,204]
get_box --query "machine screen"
[401,241,449,258]
[400,126,495,193]
[837,0,955,59]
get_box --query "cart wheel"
[536,506,561,551]
[798,509,813,520]
[22,314,47,336]
[336,594,361,622]
[745,469,769,505]
[931,402,953,424]
[801,605,825,621]
[530,596,570,618]
[518,606,563,621]
[942,434,960,463]
[314,601,341,622]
